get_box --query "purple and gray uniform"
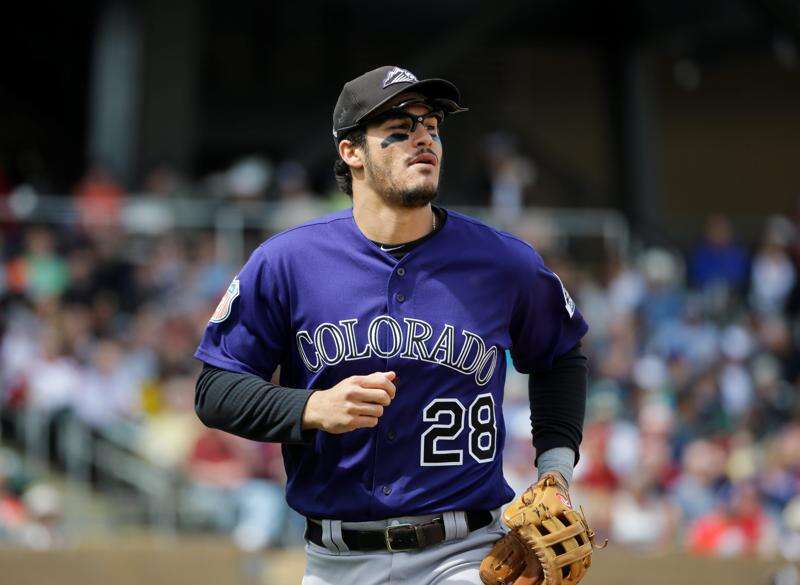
[195,206,587,521]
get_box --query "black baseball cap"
[332,65,468,145]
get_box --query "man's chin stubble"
[364,156,441,208]
[387,167,443,208]
[372,175,440,208]
[395,187,438,208]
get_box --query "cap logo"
[382,67,418,88]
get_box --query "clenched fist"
[302,372,397,434]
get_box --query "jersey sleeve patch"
[210,278,240,323]
[553,272,576,318]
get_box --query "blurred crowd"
[1,130,542,230]
[504,213,800,561]
[1,158,799,560]
[0,187,302,549]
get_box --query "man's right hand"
[301,372,396,433]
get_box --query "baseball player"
[195,66,594,584]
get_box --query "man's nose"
[411,123,433,147]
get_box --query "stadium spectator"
[0,449,64,549]
[184,429,289,550]
[610,471,679,549]
[142,161,188,198]
[689,214,749,291]
[669,440,728,525]
[225,156,271,201]
[73,338,141,430]
[687,481,774,557]
[750,217,797,315]
[272,160,323,231]
[481,132,536,228]
[22,228,69,300]
[72,163,125,231]
[25,325,80,416]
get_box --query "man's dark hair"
[333,127,367,197]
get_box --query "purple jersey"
[195,207,587,521]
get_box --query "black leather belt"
[305,510,493,552]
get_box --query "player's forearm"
[195,363,315,444]
[529,343,587,470]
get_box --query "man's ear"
[338,139,364,170]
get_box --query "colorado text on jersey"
[295,316,499,386]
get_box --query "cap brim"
[356,78,464,125]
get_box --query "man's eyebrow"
[378,114,409,125]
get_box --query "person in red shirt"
[186,428,290,550]
[688,481,770,557]
[72,164,125,231]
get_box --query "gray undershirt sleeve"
[536,446,576,486]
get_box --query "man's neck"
[352,193,435,245]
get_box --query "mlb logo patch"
[210,278,240,323]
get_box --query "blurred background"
[1,0,800,583]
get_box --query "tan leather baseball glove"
[480,473,606,585]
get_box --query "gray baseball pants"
[302,509,505,585]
